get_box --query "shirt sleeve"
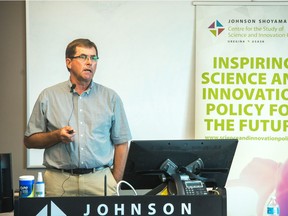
[24,91,47,137]
[110,93,132,145]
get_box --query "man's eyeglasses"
[69,54,99,62]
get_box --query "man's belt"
[54,166,109,175]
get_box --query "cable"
[68,87,75,127]
[60,174,71,197]
[65,86,75,158]
[209,188,220,195]
[116,180,137,196]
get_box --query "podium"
[14,190,227,216]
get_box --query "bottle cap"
[19,175,34,181]
[37,172,43,182]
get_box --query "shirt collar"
[86,81,94,95]
[68,80,75,93]
[67,80,94,95]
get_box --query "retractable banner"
[195,5,288,216]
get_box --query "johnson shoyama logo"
[36,201,66,216]
[208,20,225,36]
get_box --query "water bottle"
[267,196,280,216]
[35,172,45,197]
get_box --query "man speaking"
[24,38,132,196]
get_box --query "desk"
[15,192,226,216]
[0,213,13,216]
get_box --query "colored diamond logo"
[208,20,225,37]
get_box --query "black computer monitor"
[123,139,238,190]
